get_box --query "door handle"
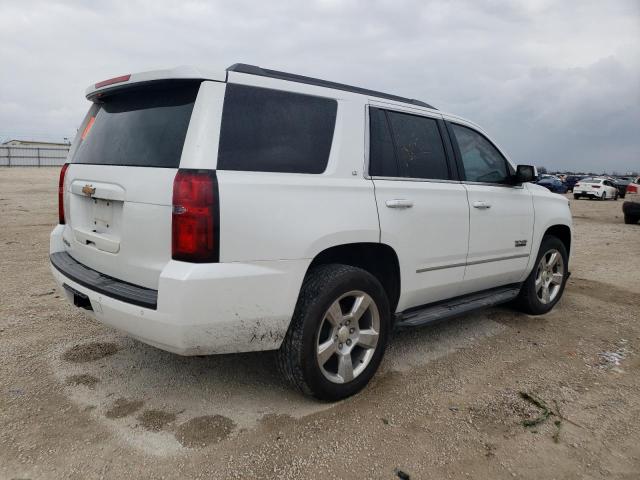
[386,199,413,209]
[472,201,491,209]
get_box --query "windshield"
[72,81,200,168]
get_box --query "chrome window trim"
[370,176,462,184]
[462,180,525,189]
[367,101,442,119]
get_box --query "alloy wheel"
[315,291,380,384]
[535,249,565,305]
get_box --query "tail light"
[592,185,601,189]
[58,163,69,224]
[172,169,219,263]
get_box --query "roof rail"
[226,63,436,110]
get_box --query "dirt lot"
[1,167,639,479]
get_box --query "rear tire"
[277,264,390,401]
[573,194,580,200]
[515,236,568,315]
[625,214,638,225]
[601,192,607,201]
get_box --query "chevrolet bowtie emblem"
[82,184,96,197]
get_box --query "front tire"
[515,236,568,315]
[277,264,390,400]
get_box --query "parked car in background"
[537,177,568,194]
[625,176,640,195]
[564,175,585,192]
[623,200,640,224]
[573,177,619,200]
[611,178,629,199]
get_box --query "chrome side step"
[395,284,521,329]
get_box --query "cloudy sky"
[1,0,638,172]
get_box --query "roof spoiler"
[85,66,226,101]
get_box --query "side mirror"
[515,165,537,184]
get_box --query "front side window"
[450,123,510,183]
[218,84,337,174]
[369,108,450,180]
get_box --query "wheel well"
[307,243,401,313]
[544,225,571,256]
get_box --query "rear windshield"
[71,81,200,168]
[217,84,337,174]
[580,177,601,183]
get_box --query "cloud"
[1,0,638,171]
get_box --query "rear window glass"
[72,81,199,168]
[217,84,337,174]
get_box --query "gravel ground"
[1,167,639,479]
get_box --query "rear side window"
[72,81,199,168]
[449,123,510,183]
[369,108,398,176]
[369,108,450,180]
[217,84,337,174]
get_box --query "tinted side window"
[218,84,337,174]
[369,108,398,177]
[386,111,449,180]
[450,124,509,183]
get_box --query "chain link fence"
[0,146,70,167]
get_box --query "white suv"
[50,64,572,400]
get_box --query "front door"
[446,121,534,294]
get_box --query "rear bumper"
[50,226,307,355]
[51,252,158,309]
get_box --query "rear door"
[62,81,201,289]
[446,121,534,294]
[369,104,469,311]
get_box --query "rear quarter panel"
[217,171,379,262]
